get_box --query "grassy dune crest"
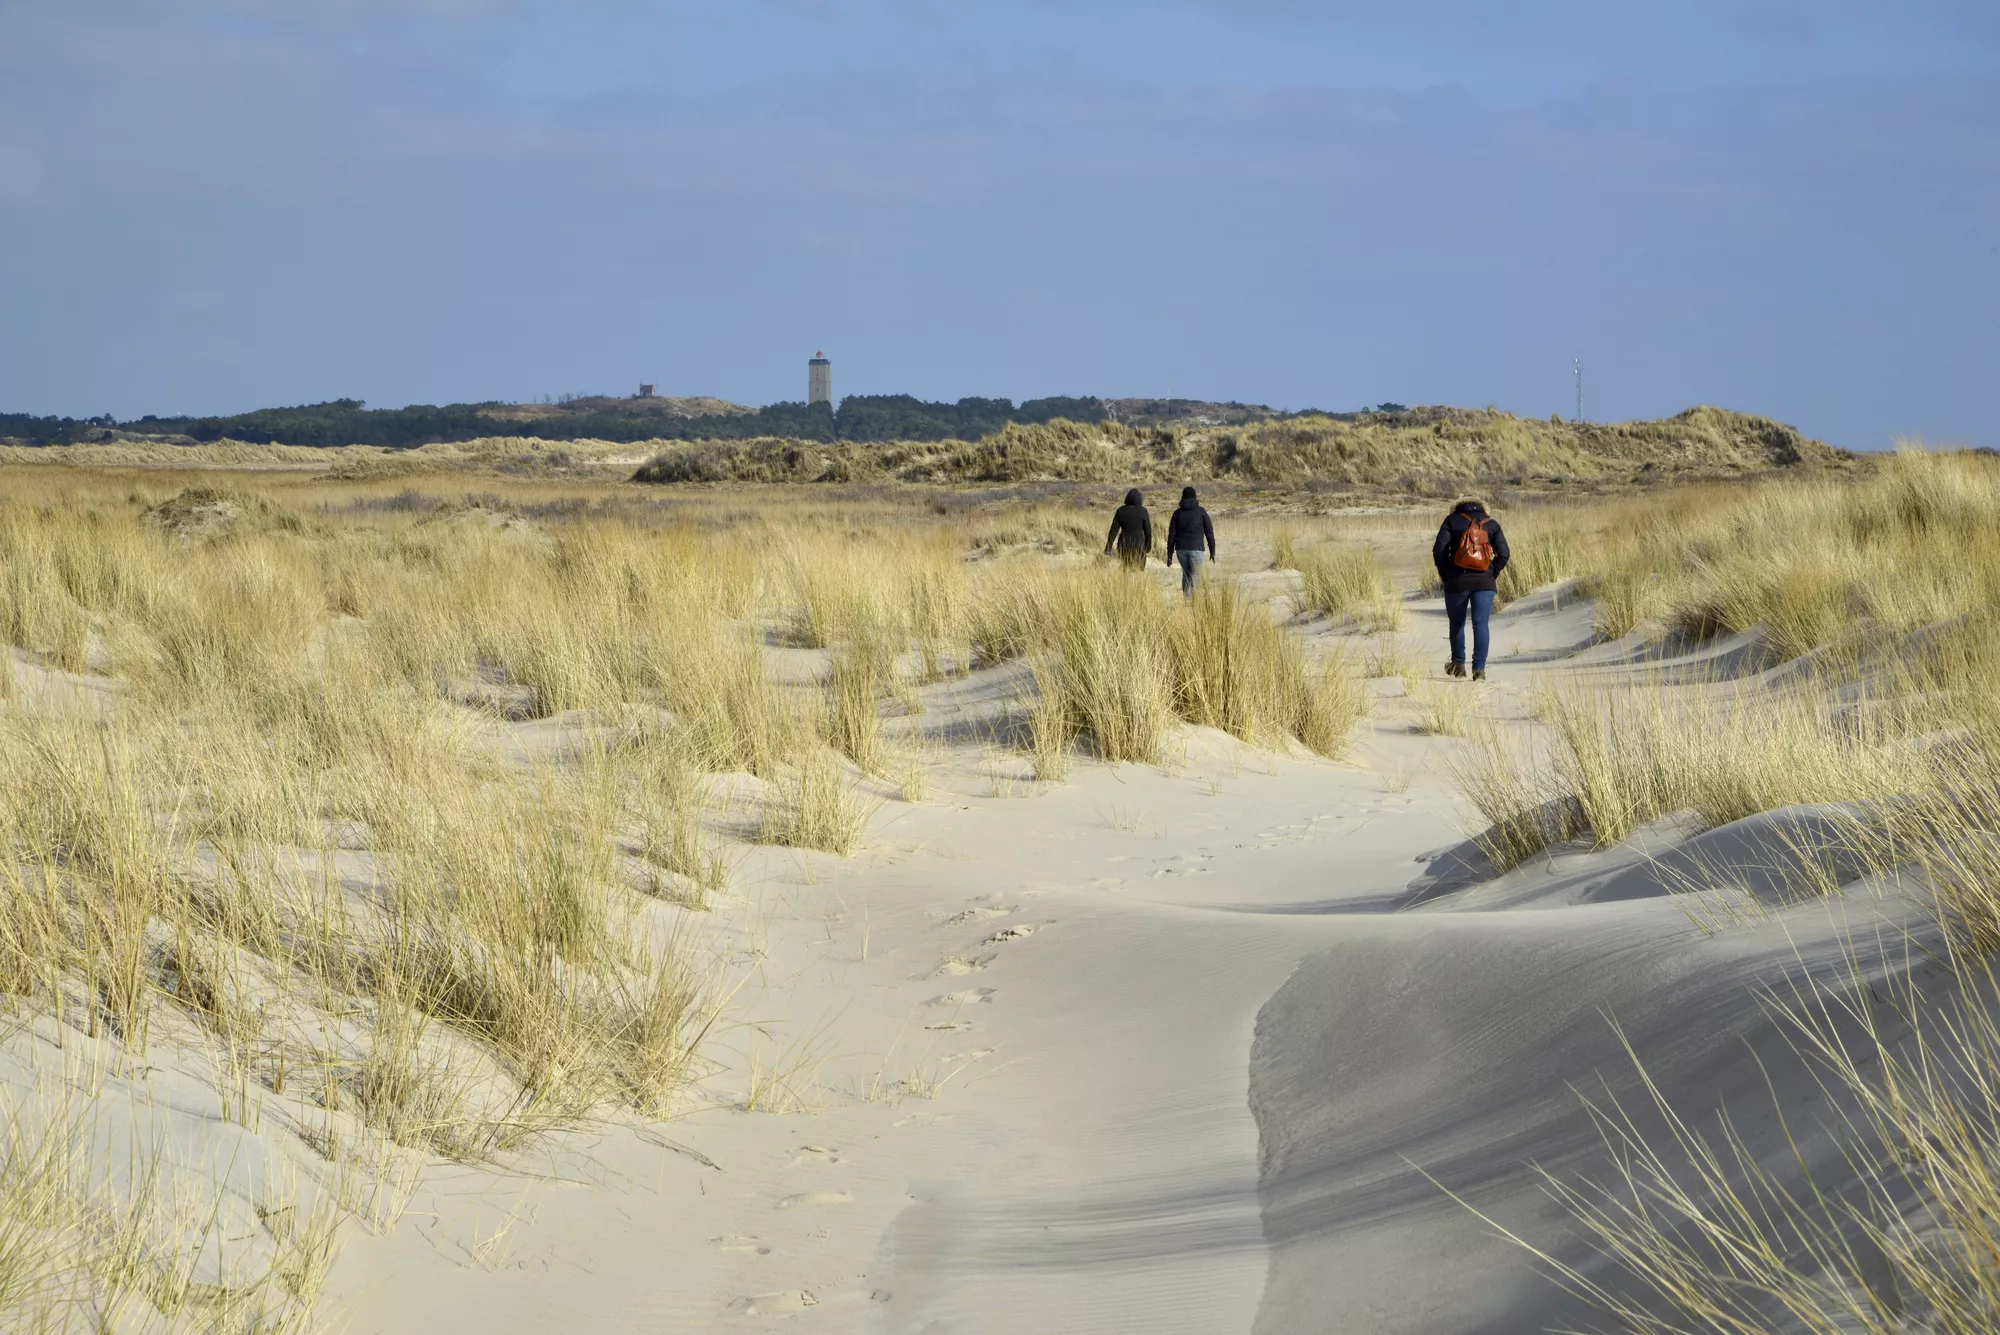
[1463,453,2000,868]
[1478,447,1997,648]
[1441,450,2000,1333]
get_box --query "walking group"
[1105,488,1510,681]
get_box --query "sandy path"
[328,711,1450,1331]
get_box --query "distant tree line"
[699,395,1111,443]
[0,395,1121,449]
[0,412,115,447]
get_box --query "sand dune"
[219,577,1920,1333]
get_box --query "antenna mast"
[1574,358,1583,423]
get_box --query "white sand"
[8,578,1929,1332]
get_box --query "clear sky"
[2,1,1995,447]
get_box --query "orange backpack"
[1452,515,1495,571]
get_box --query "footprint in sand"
[731,1291,819,1316]
[941,905,1016,925]
[923,1020,972,1032]
[734,1289,891,1318]
[933,955,993,976]
[792,1145,842,1165]
[892,1110,953,1127]
[982,923,1046,945]
[925,988,996,1007]
[712,1235,772,1255]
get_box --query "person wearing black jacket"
[1431,500,1510,680]
[1105,489,1154,571]
[1164,486,1217,596]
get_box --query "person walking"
[1105,488,1154,572]
[1432,499,1510,680]
[1165,486,1217,596]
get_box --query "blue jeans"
[1445,589,1495,670]
[1176,549,1206,596]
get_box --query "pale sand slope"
[1254,598,1936,1331]
[244,579,1921,1331]
[1253,840,1932,1332]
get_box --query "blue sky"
[2,1,1995,447]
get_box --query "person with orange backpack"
[1431,500,1510,680]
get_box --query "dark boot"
[1472,668,1487,682]
[1445,661,1465,678]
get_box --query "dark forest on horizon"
[0,393,1395,450]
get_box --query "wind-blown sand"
[13,570,1921,1332]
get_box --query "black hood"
[1124,489,1144,506]
[1180,486,1199,506]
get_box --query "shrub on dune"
[1295,546,1401,631]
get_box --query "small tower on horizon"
[808,352,832,406]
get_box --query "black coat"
[1106,503,1153,555]
[1165,501,1216,557]
[1432,510,1510,594]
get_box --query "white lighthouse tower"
[808,352,832,406]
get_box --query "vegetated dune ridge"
[0,453,1991,1333]
[630,404,1848,489]
[0,404,1848,495]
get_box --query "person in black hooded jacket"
[1431,499,1510,680]
[1105,489,1153,571]
[1164,486,1216,596]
